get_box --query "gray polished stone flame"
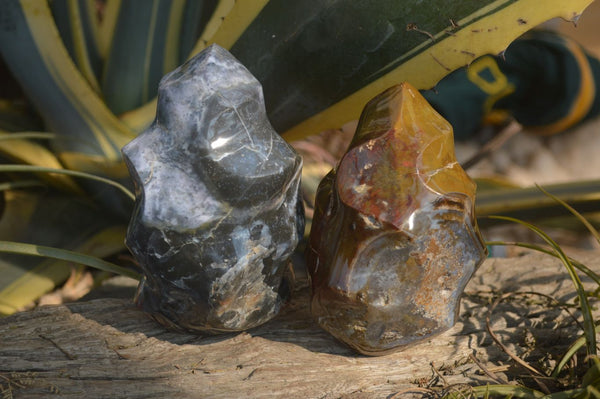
[122,44,304,333]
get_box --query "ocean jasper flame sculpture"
[122,45,304,333]
[306,83,487,356]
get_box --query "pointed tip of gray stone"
[159,43,259,99]
[148,44,265,134]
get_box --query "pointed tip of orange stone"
[393,82,452,131]
[347,82,475,202]
[351,81,455,151]
[364,82,451,128]
[388,82,426,104]
[398,81,418,93]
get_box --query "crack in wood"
[38,334,77,360]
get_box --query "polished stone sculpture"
[306,83,487,356]
[122,45,304,333]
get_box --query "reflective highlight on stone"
[123,45,304,333]
[306,83,487,355]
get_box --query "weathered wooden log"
[1,250,599,398]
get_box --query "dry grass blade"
[388,387,439,398]
[441,384,478,398]
[479,287,589,386]
[512,290,582,329]
[485,292,546,378]
[430,361,449,386]
[0,241,140,280]
[489,216,597,359]
[468,352,508,384]
[462,120,521,171]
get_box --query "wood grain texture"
[1,250,599,398]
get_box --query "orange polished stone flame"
[306,83,486,356]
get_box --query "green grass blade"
[0,132,58,141]
[0,131,82,193]
[0,240,139,280]
[587,386,600,398]
[0,165,134,201]
[467,384,545,398]
[551,335,587,378]
[544,388,593,399]
[582,357,600,389]
[489,215,597,358]
[0,180,46,192]
[536,183,600,246]
[0,192,129,315]
[486,241,600,287]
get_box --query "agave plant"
[0,0,595,313]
